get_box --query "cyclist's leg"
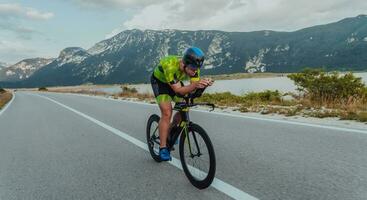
[171,95,183,127]
[151,74,175,148]
[158,99,172,148]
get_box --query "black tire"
[146,114,161,162]
[179,123,216,189]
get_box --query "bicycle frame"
[150,106,190,150]
[166,106,190,150]
[168,101,206,156]
[152,90,215,154]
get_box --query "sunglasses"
[186,64,199,71]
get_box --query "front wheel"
[146,114,161,162]
[179,123,216,189]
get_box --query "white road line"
[34,93,258,200]
[0,92,15,117]
[46,92,367,134]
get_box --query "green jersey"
[153,55,200,84]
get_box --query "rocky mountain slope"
[2,15,367,88]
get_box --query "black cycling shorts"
[151,74,179,103]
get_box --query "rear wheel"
[146,114,161,162]
[179,123,216,189]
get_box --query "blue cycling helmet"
[183,47,205,69]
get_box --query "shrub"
[0,88,6,93]
[38,87,48,91]
[197,92,243,106]
[288,69,366,106]
[116,85,153,100]
[243,90,281,103]
[121,85,138,94]
[340,111,367,122]
[197,90,283,107]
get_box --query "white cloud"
[0,40,31,51]
[0,40,38,63]
[25,9,54,20]
[106,0,367,34]
[71,0,165,9]
[0,3,54,20]
[0,3,22,16]
[0,4,53,40]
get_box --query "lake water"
[96,72,367,96]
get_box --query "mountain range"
[0,58,54,82]
[1,15,367,88]
[0,62,9,69]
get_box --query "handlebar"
[192,102,215,111]
[174,88,215,111]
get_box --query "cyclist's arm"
[169,82,197,96]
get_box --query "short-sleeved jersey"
[153,55,200,84]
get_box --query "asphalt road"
[0,91,367,200]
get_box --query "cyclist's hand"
[195,82,206,89]
[198,79,210,88]
[206,78,214,86]
[201,78,214,87]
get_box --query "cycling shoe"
[159,147,171,161]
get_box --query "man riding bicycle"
[150,47,213,161]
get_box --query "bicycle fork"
[183,124,202,158]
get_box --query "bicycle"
[146,88,216,189]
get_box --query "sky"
[0,0,366,64]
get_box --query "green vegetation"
[243,90,282,103]
[340,111,367,122]
[196,69,367,123]
[197,90,282,107]
[0,88,6,93]
[121,85,138,94]
[38,87,48,91]
[287,69,367,122]
[115,85,153,101]
[288,69,367,106]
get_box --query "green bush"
[288,69,366,105]
[121,86,137,93]
[197,90,282,106]
[243,90,281,102]
[38,87,48,91]
[340,111,367,122]
[362,87,367,101]
[0,88,5,93]
[198,92,243,106]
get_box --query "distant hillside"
[1,15,367,88]
[0,62,9,69]
[0,58,54,82]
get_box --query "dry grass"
[46,85,155,102]
[196,90,367,122]
[47,88,109,96]
[0,91,12,109]
[113,86,154,101]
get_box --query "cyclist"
[150,47,213,161]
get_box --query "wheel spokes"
[150,122,160,155]
[184,131,210,181]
